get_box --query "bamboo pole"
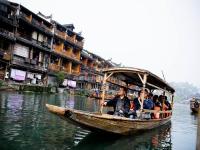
[171,94,174,109]
[100,73,107,114]
[161,89,166,119]
[140,74,147,111]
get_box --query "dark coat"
[106,96,130,116]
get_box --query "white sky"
[11,0,200,87]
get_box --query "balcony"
[32,18,52,33]
[19,14,53,36]
[0,49,11,61]
[16,32,51,51]
[48,63,60,72]
[0,12,17,26]
[53,44,63,52]
[71,70,80,76]
[54,29,66,40]
[66,36,74,43]
[76,41,84,48]
[66,36,84,48]
[71,53,80,61]
[63,50,72,57]
[0,28,15,41]
[12,57,47,72]
[3,52,11,61]
[61,66,70,74]
[20,13,32,23]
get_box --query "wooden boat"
[190,97,200,113]
[46,67,175,135]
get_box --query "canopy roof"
[103,67,175,93]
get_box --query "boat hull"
[190,100,200,113]
[46,104,171,135]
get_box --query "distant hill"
[170,82,200,101]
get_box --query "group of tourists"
[103,87,172,119]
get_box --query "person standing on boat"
[103,87,130,117]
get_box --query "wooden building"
[0,0,84,87]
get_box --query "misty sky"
[10,0,200,86]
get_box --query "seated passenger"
[133,89,154,119]
[148,93,153,100]
[164,96,172,110]
[103,87,130,117]
[133,89,154,110]
[158,95,169,118]
[153,95,159,104]
[152,95,162,119]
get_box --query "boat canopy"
[102,67,175,93]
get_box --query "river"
[0,92,197,150]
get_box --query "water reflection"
[0,92,197,150]
[72,123,172,150]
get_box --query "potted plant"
[55,71,65,93]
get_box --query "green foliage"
[19,85,51,93]
[0,80,4,87]
[55,71,65,87]
[74,89,89,96]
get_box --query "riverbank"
[0,81,90,97]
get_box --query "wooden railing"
[61,67,70,74]
[71,70,80,75]
[3,52,11,61]
[66,36,84,48]
[54,29,66,40]
[64,50,71,57]
[20,13,32,22]
[0,28,15,38]
[76,41,84,47]
[53,44,63,52]
[32,18,52,33]
[66,36,75,43]
[71,53,80,60]
[0,49,11,61]
[48,64,60,71]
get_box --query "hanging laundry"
[35,74,42,80]
[10,69,26,81]
[67,80,76,88]
[27,73,34,79]
[62,79,68,86]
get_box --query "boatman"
[103,87,130,117]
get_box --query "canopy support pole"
[138,73,148,111]
[100,73,107,114]
[106,72,114,81]
[171,94,174,109]
[161,88,166,118]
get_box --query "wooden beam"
[137,73,144,84]
[106,72,114,81]
[146,82,172,95]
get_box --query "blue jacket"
[133,98,154,110]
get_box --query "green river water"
[0,92,197,150]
